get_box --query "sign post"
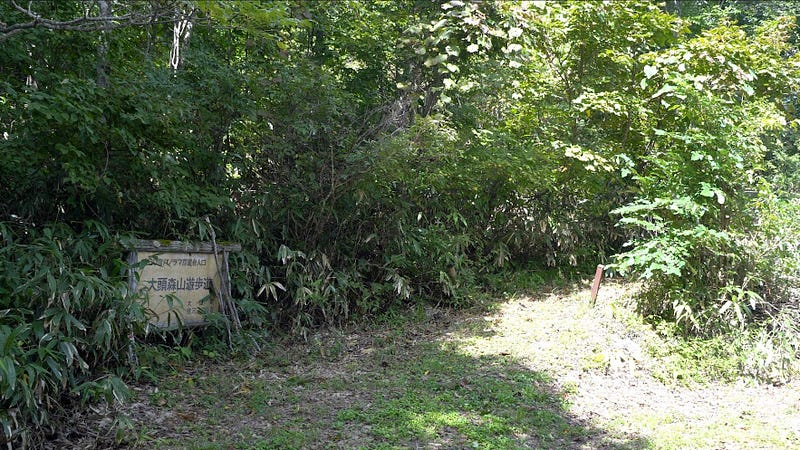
[590,264,604,306]
[128,240,241,329]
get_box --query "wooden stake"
[590,264,604,305]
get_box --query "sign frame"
[127,239,242,330]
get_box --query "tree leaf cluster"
[2,0,800,442]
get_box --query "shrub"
[0,221,145,444]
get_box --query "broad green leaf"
[650,84,674,99]
[431,19,448,32]
[0,356,16,392]
[424,54,448,67]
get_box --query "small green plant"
[646,321,742,384]
[739,308,800,384]
[149,389,170,407]
[0,221,147,444]
[610,18,795,337]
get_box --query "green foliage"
[0,221,145,443]
[739,307,800,384]
[609,16,797,335]
[494,1,682,268]
[4,0,800,441]
[647,321,743,384]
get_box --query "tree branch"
[1,0,196,42]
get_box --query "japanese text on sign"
[150,258,208,267]
[142,277,213,292]
[134,251,221,327]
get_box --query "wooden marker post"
[590,264,604,305]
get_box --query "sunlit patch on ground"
[445,280,800,450]
[53,281,800,449]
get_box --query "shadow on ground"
[349,338,650,449]
[342,293,651,450]
[48,280,650,449]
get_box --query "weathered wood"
[133,248,222,329]
[590,264,604,305]
[129,239,241,253]
[127,239,241,329]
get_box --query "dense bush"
[2,0,800,444]
[0,222,140,443]
[611,17,799,335]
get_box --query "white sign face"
[135,251,221,327]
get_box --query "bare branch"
[1,0,196,42]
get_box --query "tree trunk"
[170,7,195,71]
[96,0,110,88]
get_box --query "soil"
[473,283,800,449]
[44,281,800,449]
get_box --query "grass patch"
[80,279,800,450]
[610,299,743,385]
[354,344,584,449]
[120,290,647,449]
[647,329,741,385]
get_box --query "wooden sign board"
[128,240,241,329]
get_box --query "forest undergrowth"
[4,1,800,446]
[41,279,800,449]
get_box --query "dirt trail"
[451,282,800,449]
[48,281,800,449]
